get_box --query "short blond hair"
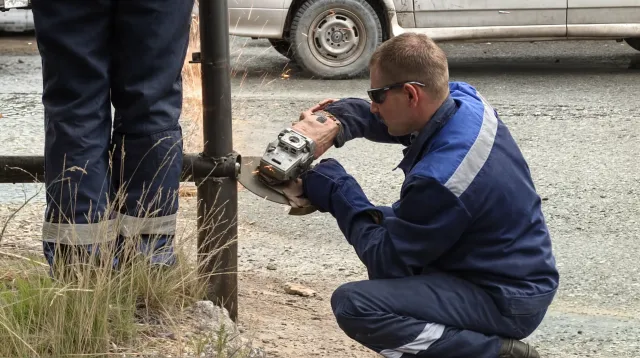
[369,33,449,100]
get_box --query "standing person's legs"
[31,0,115,270]
[110,0,194,265]
[331,272,546,358]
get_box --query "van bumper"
[228,7,288,39]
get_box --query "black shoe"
[498,338,540,358]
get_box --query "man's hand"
[292,99,341,159]
[282,179,311,209]
[307,98,338,113]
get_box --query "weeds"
[0,163,246,358]
[0,187,246,358]
[0,243,194,357]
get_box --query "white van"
[0,0,32,32]
[0,9,33,32]
[228,0,640,79]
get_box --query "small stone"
[249,348,267,358]
[267,263,277,270]
[192,301,238,334]
[284,282,316,297]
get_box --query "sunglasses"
[367,81,426,104]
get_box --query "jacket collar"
[396,95,458,173]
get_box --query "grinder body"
[238,113,337,215]
[258,128,316,186]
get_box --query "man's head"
[368,33,450,136]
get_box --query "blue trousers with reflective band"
[32,0,194,267]
[331,271,547,358]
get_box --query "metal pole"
[196,0,238,321]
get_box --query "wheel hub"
[309,9,367,67]
[331,31,344,42]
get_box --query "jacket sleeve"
[302,159,472,279]
[323,98,413,146]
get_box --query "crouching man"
[284,33,559,358]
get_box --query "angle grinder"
[238,116,329,215]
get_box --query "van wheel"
[289,0,383,79]
[625,38,640,51]
[269,39,294,59]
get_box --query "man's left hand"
[299,158,352,213]
[282,179,311,209]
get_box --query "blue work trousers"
[331,271,547,357]
[31,0,194,268]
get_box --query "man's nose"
[370,101,379,114]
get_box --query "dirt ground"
[237,275,377,358]
[0,33,38,55]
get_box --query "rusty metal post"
[194,0,239,321]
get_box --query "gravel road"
[1,33,640,357]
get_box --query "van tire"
[269,39,294,59]
[625,38,640,52]
[289,0,383,79]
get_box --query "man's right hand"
[292,99,341,159]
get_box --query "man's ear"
[405,83,419,107]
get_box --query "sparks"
[281,69,292,79]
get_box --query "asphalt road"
[2,35,640,357]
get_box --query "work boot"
[498,338,540,358]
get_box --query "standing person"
[285,33,558,358]
[31,0,195,270]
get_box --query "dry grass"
[0,252,201,357]
[0,183,247,357]
[0,234,250,357]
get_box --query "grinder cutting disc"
[238,156,289,205]
[237,156,317,215]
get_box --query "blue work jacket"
[301,81,559,316]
